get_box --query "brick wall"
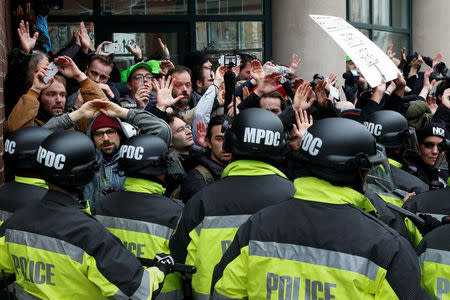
[0,0,12,184]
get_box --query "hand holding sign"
[310,15,400,87]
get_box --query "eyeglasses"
[132,74,152,81]
[175,124,192,133]
[93,128,118,139]
[422,141,441,149]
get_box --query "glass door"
[102,23,188,71]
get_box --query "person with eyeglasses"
[43,97,172,209]
[404,123,449,189]
[121,62,154,109]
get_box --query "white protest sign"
[310,14,400,87]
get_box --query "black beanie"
[417,123,447,143]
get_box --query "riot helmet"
[297,118,385,187]
[36,130,100,187]
[363,110,417,150]
[118,135,181,178]
[4,127,53,173]
[223,108,288,162]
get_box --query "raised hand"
[441,88,450,109]
[386,44,396,60]
[96,41,114,56]
[325,72,337,90]
[159,60,175,76]
[293,82,314,111]
[134,85,151,108]
[125,39,143,60]
[250,60,264,83]
[31,64,53,93]
[423,68,437,92]
[398,48,407,71]
[289,53,301,75]
[427,94,438,115]
[196,121,208,147]
[432,52,443,68]
[314,79,328,108]
[17,20,38,54]
[152,75,184,111]
[54,56,87,82]
[158,38,170,58]
[214,66,227,87]
[291,77,305,94]
[78,22,95,53]
[98,100,129,119]
[294,108,313,140]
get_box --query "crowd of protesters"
[0,3,449,299]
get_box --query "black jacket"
[403,187,450,219]
[0,181,47,222]
[404,155,449,189]
[180,155,225,202]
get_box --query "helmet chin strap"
[352,169,368,194]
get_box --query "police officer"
[169,108,295,299]
[0,127,52,224]
[403,187,450,235]
[211,118,430,299]
[364,110,429,198]
[0,130,174,299]
[417,223,450,299]
[94,134,184,299]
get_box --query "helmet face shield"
[166,151,185,176]
[404,127,420,156]
[434,138,450,169]
[367,144,396,192]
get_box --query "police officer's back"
[212,118,430,299]
[95,135,184,299]
[0,130,171,299]
[0,127,53,224]
[417,223,450,299]
[169,108,295,298]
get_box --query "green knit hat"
[405,100,433,130]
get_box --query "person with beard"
[43,97,172,208]
[183,51,214,106]
[165,66,194,116]
[180,115,232,202]
[5,55,105,133]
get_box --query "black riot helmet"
[297,118,385,186]
[36,130,100,187]
[223,108,288,162]
[363,110,416,149]
[4,127,53,173]
[118,135,180,178]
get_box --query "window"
[196,21,263,61]
[347,0,411,55]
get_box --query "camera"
[310,74,324,89]
[429,62,450,82]
[219,55,241,68]
[342,69,360,81]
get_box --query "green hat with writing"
[346,55,352,62]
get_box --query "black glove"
[418,214,442,235]
[153,253,175,275]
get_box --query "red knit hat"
[91,114,122,134]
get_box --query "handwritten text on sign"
[310,15,399,87]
